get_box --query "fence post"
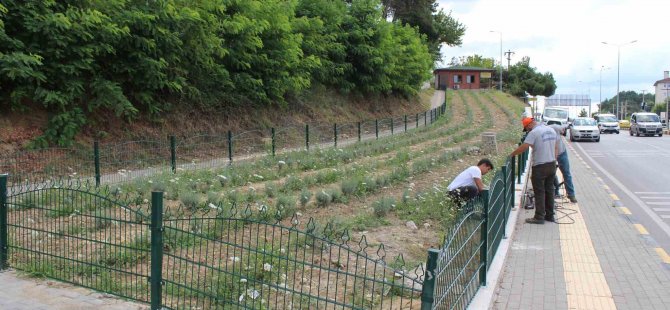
[334,123,338,148]
[357,122,361,142]
[424,111,427,126]
[480,189,490,286]
[271,128,276,157]
[501,164,508,239]
[517,153,522,184]
[375,119,379,139]
[227,131,233,163]
[0,174,7,270]
[305,124,310,150]
[404,115,407,132]
[170,136,176,174]
[416,113,419,128]
[420,248,439,310]
[94,141,101,187]
[150,191,164,310]
[390,118,394,135]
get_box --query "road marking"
[572,142,670,240]
[610,194,619,200]
[635,192,670,195]
[618,207,632,215]
[662,215,670,219]
[634,224,649,235]
[655,248,670,264]
[640,197,670,199]
[647,202,670,206]
[560,202,616,309]
[603,185,610,190]
[652,208,670,212]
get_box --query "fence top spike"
[376,243,386,261]
[290,213,300,228]
[357,235,369,252]
[339,229,350,245]
[242,205,252,219]
[305,217,316,233]
[394,253,406,269]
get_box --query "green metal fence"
[0,147,527,310]
[0,104,446,187]
[426,151,528,310]
[1,175,428,309]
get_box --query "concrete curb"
[467,159,532,310]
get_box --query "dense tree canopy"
[381,0,465,61]
[0,0,435,146]
[599,91,654,117]
[504,56,556,97]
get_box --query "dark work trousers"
[531,162,557,220]
[448,185,479,208]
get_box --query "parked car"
[630,112,663,137]
[593,113,619,134]
[618,119,630,130]
[569,117,600,142]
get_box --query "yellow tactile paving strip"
[559,202,617,310]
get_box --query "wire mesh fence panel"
[275,125,306,153]
[159,212,424,310]
[360,119,378,141]
[5,182,152,303]
[336,122,358,148]
[486,171,506,268]
[176,134,230,171]
[3,147,94,186]
[309,123,335,149]
[233,129,271,161]
[432,196,485,310]
[99,140,171,184]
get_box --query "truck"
[542,107,570,135]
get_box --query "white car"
[569,117,600,142]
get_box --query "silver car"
[569,117,600,142]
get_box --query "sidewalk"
[487,144,670,309]
[0,270,147,310]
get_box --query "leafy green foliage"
[504,56,556,97]
[0,0,436,145]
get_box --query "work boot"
[544,216,555,222]
[568,196,577,203]
[525,218,545,224]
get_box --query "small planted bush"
[276,195,296,220]
[299,189,312,207]
[264,182,278,198]
[180,191,200,211]
[373,197,396,217]
[340,178,360,197]
[316,190,331,208]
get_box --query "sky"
[436,0,670,110]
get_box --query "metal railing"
[0,175,427,309]
[0,104,447,187]
[422,151,528,310]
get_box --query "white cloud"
[436,0,670,103]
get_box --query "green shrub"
[340,178,360,197]
[264,182,278,198]
[180,192,200,210]
[328,188,346,204]
[373,197,396,217]
[316,190,331,208]
[299,189,312,207]
[276,195,297,220]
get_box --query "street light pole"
[602,40,637,119]
[490,30,502,91]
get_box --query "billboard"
[545,94,590,107]
[480,72,491,78]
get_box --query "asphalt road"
[569,129,670,253]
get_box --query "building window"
[466,75,474,83]
[453,75,462,83]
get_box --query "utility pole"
[641,90,646,112]
[504,49,515,70]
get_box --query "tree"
[381,0,465,61]
[504,56,556,97]
[578,108,588,117]
[448,54,495,68]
